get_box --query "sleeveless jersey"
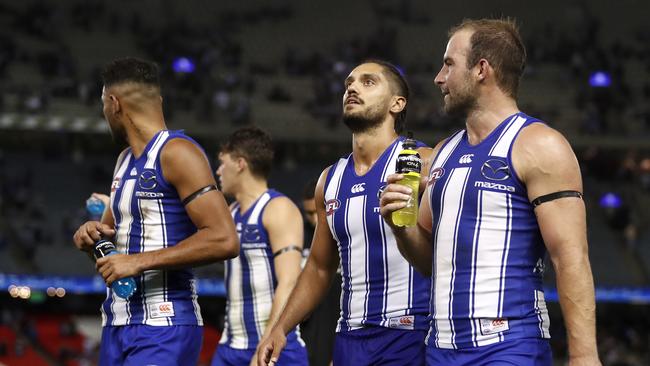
[426,112,551,349]
[323,136,431,333]
[102,130,203,327]
[220,190,303,349]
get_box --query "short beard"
[443,74,478,118]
[444,94,477,118]
[108,120,128,148]
[342,103,385,133]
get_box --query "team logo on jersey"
[350,183,366,194]
[325,199,341,216]
[428,167,445,186]
[138,170,158,190]
[481,159,510,181]
[242,225,261,242]
[459,154,474,164]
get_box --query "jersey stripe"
[432,167,471,348]
[535,290,551,338]
[144,131,168,169]
[111,178,136,325]
[471,190,511,347]
[489,115,526,157]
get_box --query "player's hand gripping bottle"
[93,239,137,299]
[391,135,422,227]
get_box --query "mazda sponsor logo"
[138,170,158,190]
[480,159,511,181]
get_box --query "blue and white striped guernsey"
[426,112,551,349]
[220,190,304,350]
[102,130,203,327]
[323,136,431,333]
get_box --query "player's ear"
[476,59,490,82]
[390,96,406,114]
[108,94,122,114]
[236,157,247,173]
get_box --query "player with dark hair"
[380,19,601,365]
[72,57,239,365]
[213,126,308,365]
[258,60,433,366]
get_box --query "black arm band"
[273,245,302,258]
[182,185,218,206]
[531,190,583,208]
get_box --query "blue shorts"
[100,325,202,366]
[211,339,308,366]
[426,338,552,366]
[333,327,426,366]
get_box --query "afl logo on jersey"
[325,199,341,216]
[138,170,157,190]
[111,177,121,192]
[481,159,510,181]
[428,167,445,186]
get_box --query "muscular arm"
[260,197,304,338]
[97,138,239,285]
[274,168,339,333]
[513,123,599,365]
[379,141,444,276]
[257,167,340,365]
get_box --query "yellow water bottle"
[392,135,421,227]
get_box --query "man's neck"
[351,122,398,176]
[126,111,167,158]
[234,176,269,213]
[464,94,519,146]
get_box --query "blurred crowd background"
[1,0,649,365]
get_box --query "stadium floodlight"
[589,71,611,87]
[599,192,622,208]
[172,57,196,73]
